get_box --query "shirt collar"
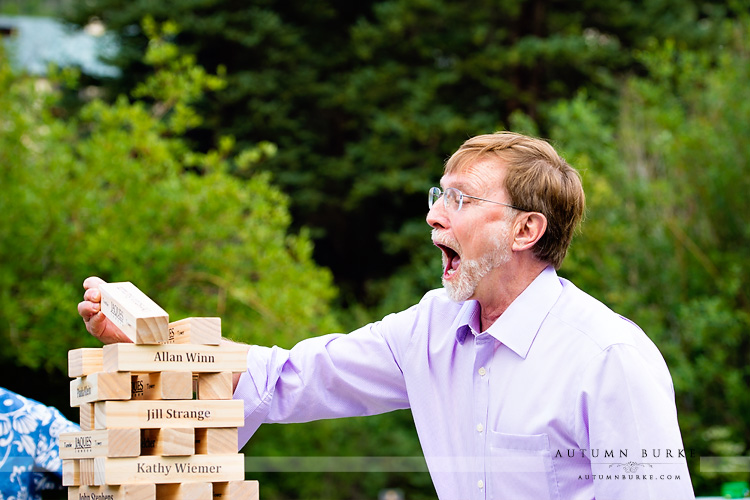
[454,266,562,358]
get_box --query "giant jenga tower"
[61,282,259,500]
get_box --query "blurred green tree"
[0,19,338,372]
[63,0,732,311]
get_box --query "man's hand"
[77,276,133,344]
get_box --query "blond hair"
[445,131,585,269]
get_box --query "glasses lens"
[445,188,461,211]
[428,187,441,209]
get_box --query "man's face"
[427,159,516,302]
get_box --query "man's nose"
[426,200,449,230]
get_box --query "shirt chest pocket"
[487,431,560,500]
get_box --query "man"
[79,131,694,499]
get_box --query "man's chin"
[443,277,474,303]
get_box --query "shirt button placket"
[473,334,492,500]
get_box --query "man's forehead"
[440,159,505,192]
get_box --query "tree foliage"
[0,20,338,374]
[63,0,731,307]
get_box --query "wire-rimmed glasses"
[428,187,527,212]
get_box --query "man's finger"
[83,276,106,290]
[83,287,101,303]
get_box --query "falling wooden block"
[131,372,193,400]
[68,484,155,500]
[60,429,140,459]
[94,400,244,429]
[68,348,104,377]
[196,372,233,400]
[194,428,237,455]
[70,372,131,407]
[99,282,169,344]
[141,428,195,456]
[156,482,212,500]
[213,481,260,500]
[166,317,221,345]
[92,454,244,485]
[103,344,248,373]
[79,403,95,431]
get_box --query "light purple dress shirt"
[234,266,695,499]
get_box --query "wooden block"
[80,459,95,485]
[99,282,169,344]
[68,348,104,377]
[95,400,243,429]
[196,372,233,400]
[79,403,95,431]
[92,454,244,485]
[156,482,212,500]
[70,372,131,407]
[213,481,259,500]
[141,428,194,456]
[60,429,140,459]
[68,484,155,500]
[131,372,193,400]
[195,428,237,455]
[103,344,248,373]
[166,317,221,345]
[63,459,80,486]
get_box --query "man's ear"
[512,212,547,252]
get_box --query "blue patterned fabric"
[0,387,79,500]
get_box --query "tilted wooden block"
[70,372,131,407]
[213,481,260,500]
[196,372,233,400]
[103,343,248,373]
[79,403,95,431]
[68,484,155,500]
[131,372,193,400]
[99,282,169,344]
[141,428,194,456]
[68,348,103,378]
[60,429,140,459]
[156,482,212,500]
[166,317,221,345]
[95,400,244,429]
[194,428,237,455]
[92,454,244,485]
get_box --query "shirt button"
[478,367,487,376]
[477,479,484,489]
[476,423,484,433]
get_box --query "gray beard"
[442,227,511,303]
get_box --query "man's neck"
[477,260,548,332]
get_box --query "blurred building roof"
[0,15,120,77]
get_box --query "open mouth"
[434,241,461,279]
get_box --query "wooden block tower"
[62,282,259,500]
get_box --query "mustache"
[431,229,459,250]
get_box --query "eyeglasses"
[428,187,527,212]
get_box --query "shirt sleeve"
[575,343,695,500]
[234,318,412,447]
